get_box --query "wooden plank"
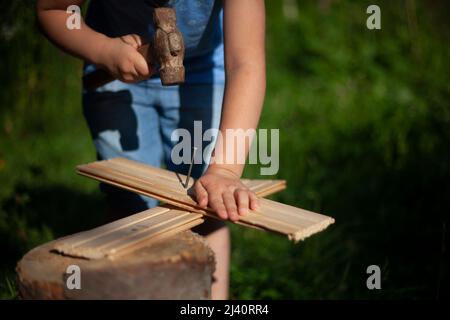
[108,219,205,260]
[102,158,286,195]
[104,219,203,258]
[77,166,300,236]
[76,165,289,233]
[76,169,272,236]
[79,210,196,249]
[241,179,286,197]
[55,206,172,249]
[52,208,204,260]
[76,158,335,242]
[77,160,287,215]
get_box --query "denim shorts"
[82,79,224,216]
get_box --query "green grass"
[1,0,449,299]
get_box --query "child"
[37,0,266,299]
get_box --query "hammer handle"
[82,44,152,91]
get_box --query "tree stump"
[16,231,215,299]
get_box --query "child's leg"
[192,220,230,299]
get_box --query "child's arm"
[36,0,151,82]
[194,0,266,221]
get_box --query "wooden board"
[52,207,204,259]
[76,158,334,243]
[241,178,286,197]
[52,170,288,260]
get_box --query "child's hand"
[97,34,153,83]
[194,166,260,222]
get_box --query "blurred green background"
[0,0,449,299]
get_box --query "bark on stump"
[16,231,215,299]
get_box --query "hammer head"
[153,8,185,85]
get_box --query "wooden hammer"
[82,8,185,90]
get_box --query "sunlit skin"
[37,0,266,299]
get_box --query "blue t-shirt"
[84,0,225,84]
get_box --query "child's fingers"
[194,181,208,208]
[131,34,144,47]
[249,192,260,211]
[120,34,143,49]
[223,191,239,221]
[120,64,140,82]
[209,194,228,220]
[234,188,249,215]
[133,53,150,77]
